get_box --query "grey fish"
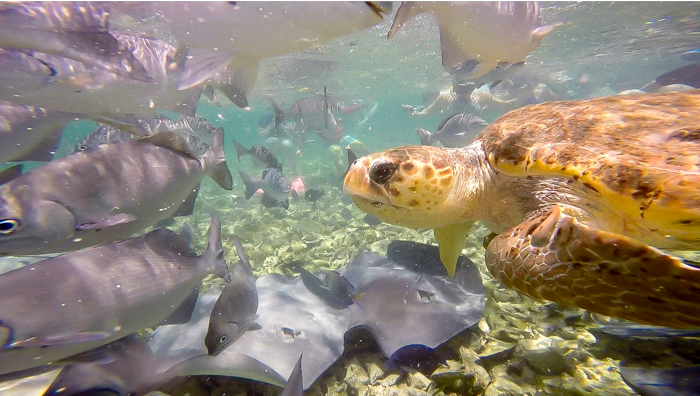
[155,2,391,105]
[0,213,229,375]
[260,192,290,211]
[203,85,223,107]
[281,354,304,396]
[205,236,259,356]
[0,2,151,81]
[0,102,77,163]
[0,38,202,120]
[239,167,290,202]
[233,140,283,171]
[271,94,343,143]
[0,130,232,256]
[452,60,526,88]
[388,2,559,78]
[73,114,219,156]
[416,113,488,148]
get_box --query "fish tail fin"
[203,212,230,282]
[205,129,233,190]
[416,127,434,146]
[238,171,258,200]
[270,99,286,128]
[232,139,248,162]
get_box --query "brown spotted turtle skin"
[344,91,700,328]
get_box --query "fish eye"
[0,219,20,234]
[219,335,227,344]
[369,160,397,184]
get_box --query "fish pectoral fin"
[9,332,110,348]
[248,322,263,331]
[177,48,235,91]
[466,61,499,79]
[438,22,472,72]
[158,287,200,326]
[138,131,199,159]
[531,23,563,42]
[433,222,474,277]
[172,182,201,217]
[76,213,137,230]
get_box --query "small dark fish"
[386,345,449,373]
[363,214,382,226]
[341,195,353,205]
[654,63,700,89]
[239,167,290,202]
[233,140,282,171]
[260,192,289,210]
[280,354,304,396]
[304,189,324,202]
[342,147,358,180]
[340,207,353,220]
[205,236,259,356]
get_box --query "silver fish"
[74,114,219,156]
[0,39,201,120]
[239,167,290,202]
[388,2,560,78]
[155,2,391,105]
[0,2,151,81]
[416,113,488,148]
[0,213,229,375]
[205,236,258,356]
[0,102,77,163]
[0,130,232,256]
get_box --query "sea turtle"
[343,92,700,328]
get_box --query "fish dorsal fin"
[437,113,460,132]
[138,131,198,159]
[144,229,197,257]
[0,165,23,185]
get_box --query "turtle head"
[343,146,462,229]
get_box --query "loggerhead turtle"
[343,92,700,329]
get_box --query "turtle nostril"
[369,160,397,184]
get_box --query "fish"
[0,213,229,375]
[619,365,700,396]
[271,96,344,144]
[295,264,363,310]
[0,38,203,120]
[42,335,166,396]
[681,49,700,63]
[0,2,152,81]
[388,2,560,78]
[260,193,290,211]
[239,167,291,202]
[452,61,527,88]
[385,345,449,373]
[73,114,219,156]
[281,354,304,396]
[416,113,488,148]
[205,236,259,356]
[363,214,382,226]
[233,140,283,171]
[0,102,77,163]
[155,2,391,105]
[339,208,354,221]
[203,85,223,107]
[304,189,324,203]
[0,129,232,256]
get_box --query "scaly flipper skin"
[486,206,700,329]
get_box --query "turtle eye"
[369,160,397,184]
[219,335,227,344]
[0,219,20,234]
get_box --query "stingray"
[619,365,700,396]
[148,240,485,390]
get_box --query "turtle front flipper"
[486,205,700,329]
[434,221,474,277]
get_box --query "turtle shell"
[480,91,700,243]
